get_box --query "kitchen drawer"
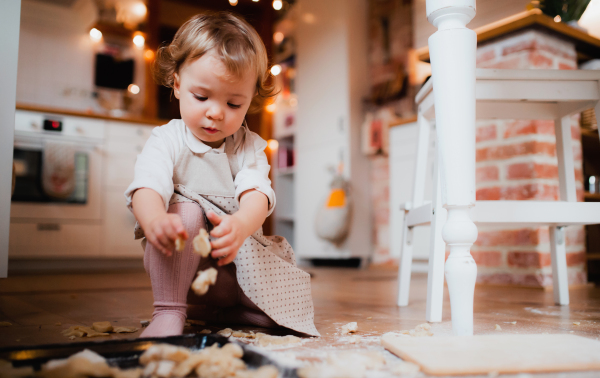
[107,121,155,142]
[103,189,143,257]
[9,222,102,258]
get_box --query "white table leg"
[550,226,569,305]
[426,139,447,323]
[397,215,413,307]
[426,0,478,336]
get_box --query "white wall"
[0,0,22,277]
[294,0,371,261]
[16,0,146,113]
[413,0,531,49]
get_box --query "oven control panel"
[43,119,62,132]
[14,110,106,140]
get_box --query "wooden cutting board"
[381,333,600,376]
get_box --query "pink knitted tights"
[141,202,277,338]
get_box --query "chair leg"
[550,226,570,305]
[397,219,414,307]
[554,116,577,202]
[426,141,446,322]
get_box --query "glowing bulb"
[270,64,282,76]
[89,28,102,42]
[266,103,277,113]
[252,0,259,2]
[133,34,145,48]
[273,0,282,10]
[144,49,155,61]
[273,31,284,43]
[554,15,562,22]
[128,84,140,94]
[131,2,147,18]
[229,0,238,5]
[267,139,279,150]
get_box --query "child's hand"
[206,211,249,266]
[145,213,188,256]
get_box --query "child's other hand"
[146,213,187,256]
[207,211,248,266]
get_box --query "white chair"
[397,68,600,324]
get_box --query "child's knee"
[167,202,206,234]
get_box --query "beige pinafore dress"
[135,129,320,337]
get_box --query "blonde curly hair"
[153,12,276,114]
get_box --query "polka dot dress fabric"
[174,185,320,337]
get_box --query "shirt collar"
[184,125,219,154]
[183,122,244,154]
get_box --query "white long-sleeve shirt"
[124,119,275,216]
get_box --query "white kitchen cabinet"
[389,123,436,271]
[9,222,102,258]
[102,121,153,257]
[294,0,371,262]
[102,189,143,257]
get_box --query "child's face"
[173,51,256,148]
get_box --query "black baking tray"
[0,333,299,377]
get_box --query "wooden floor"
[1,267,600,377]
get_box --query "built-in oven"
[10,110,106,258]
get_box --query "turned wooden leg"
[426,0,478,335]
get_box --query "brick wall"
[370,29,587,287]
[471,30,586,287]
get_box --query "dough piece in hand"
[92,321,113,333]
[193,228,212,257]
[341,322,358,335]
[175,237,186,252]
[191,268,218,295]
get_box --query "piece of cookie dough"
[192,228,212,257]
[191,267,218,295]
[175,237,186,252]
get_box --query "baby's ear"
[173,73,181,99]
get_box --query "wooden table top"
[416,9,600,63]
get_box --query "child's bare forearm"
[131,188,167,231]
[234,189,269,237]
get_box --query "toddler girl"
[125,12,319,338]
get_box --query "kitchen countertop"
[416,9,600,63]
[16,103,169,126]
